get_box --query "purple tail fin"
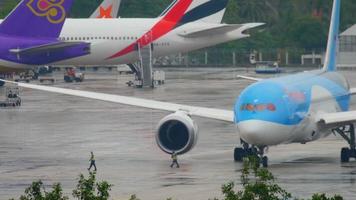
[0,0,74,38]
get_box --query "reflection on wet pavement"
[0,68,356,200]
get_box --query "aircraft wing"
[1,80,234,123]
[314,88,356,128]
[236,75,263,82]
[9,41,90,55]
[318,111,356,127]
[349,87,356,95]
[178,23,264,38]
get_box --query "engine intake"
[156,111,198,155]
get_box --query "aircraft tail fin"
[0,0,73,38]
[323,0,341,72]
[90,0,120,18]
[159,0,229,24]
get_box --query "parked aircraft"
[0,0,262,74]
[5,0,355,167]
[0,0,88,87]
[0,0,120,86]
[90,0,120,18]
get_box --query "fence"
[154,48,324,67]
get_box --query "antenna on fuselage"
[323,0,341,72]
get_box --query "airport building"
[339,25,356,68]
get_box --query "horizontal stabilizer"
[9,41,90,55]
[178,23,264,38]
[8,41,90,65]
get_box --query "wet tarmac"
[0,67,356,200]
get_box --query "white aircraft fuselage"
[0,18,256,70]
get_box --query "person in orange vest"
[88,151,97,171]
[170,151,180,168]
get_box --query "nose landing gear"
[333,124,356,163]
[234,140,269,167]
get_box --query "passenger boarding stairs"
[130,30,154,88]
[138,44,153,87]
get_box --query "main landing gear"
[234,140,269,167]
[333,124,356,163]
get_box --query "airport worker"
[170,151,180,168]
[88,151,97,171]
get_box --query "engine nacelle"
[156,111,198,155]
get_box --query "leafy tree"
[72,172,113,200]
[1,0,356,51]
[218,156,291,200]
[237,0,278,23]
[215,156,343,200]
[0,0,20,18]
[310,194,343,200]
[287,15,327,50]
[128,195,140,200]
[10,180,68,200]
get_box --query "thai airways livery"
[0,0,88,72]
[3,0,355,167]
[0,0,262,71]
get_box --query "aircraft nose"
[237,120,293,146]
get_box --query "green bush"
[9,180,68,200]
[215,156,343,200]
[10,158,344,200]
[72,172,113,200]
[11,172,112,200]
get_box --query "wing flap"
[1,80,234,123]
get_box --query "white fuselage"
[0,18,247,70]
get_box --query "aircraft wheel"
[341,147,350,163]
[234,147,246,162]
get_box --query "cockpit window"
[240,103,276,112]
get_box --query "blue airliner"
[3,0,356,167]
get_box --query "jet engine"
[156,111,198,155]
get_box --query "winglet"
[0,0,74,38]
[323,0,341,72]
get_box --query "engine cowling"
[156,111,198,155]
